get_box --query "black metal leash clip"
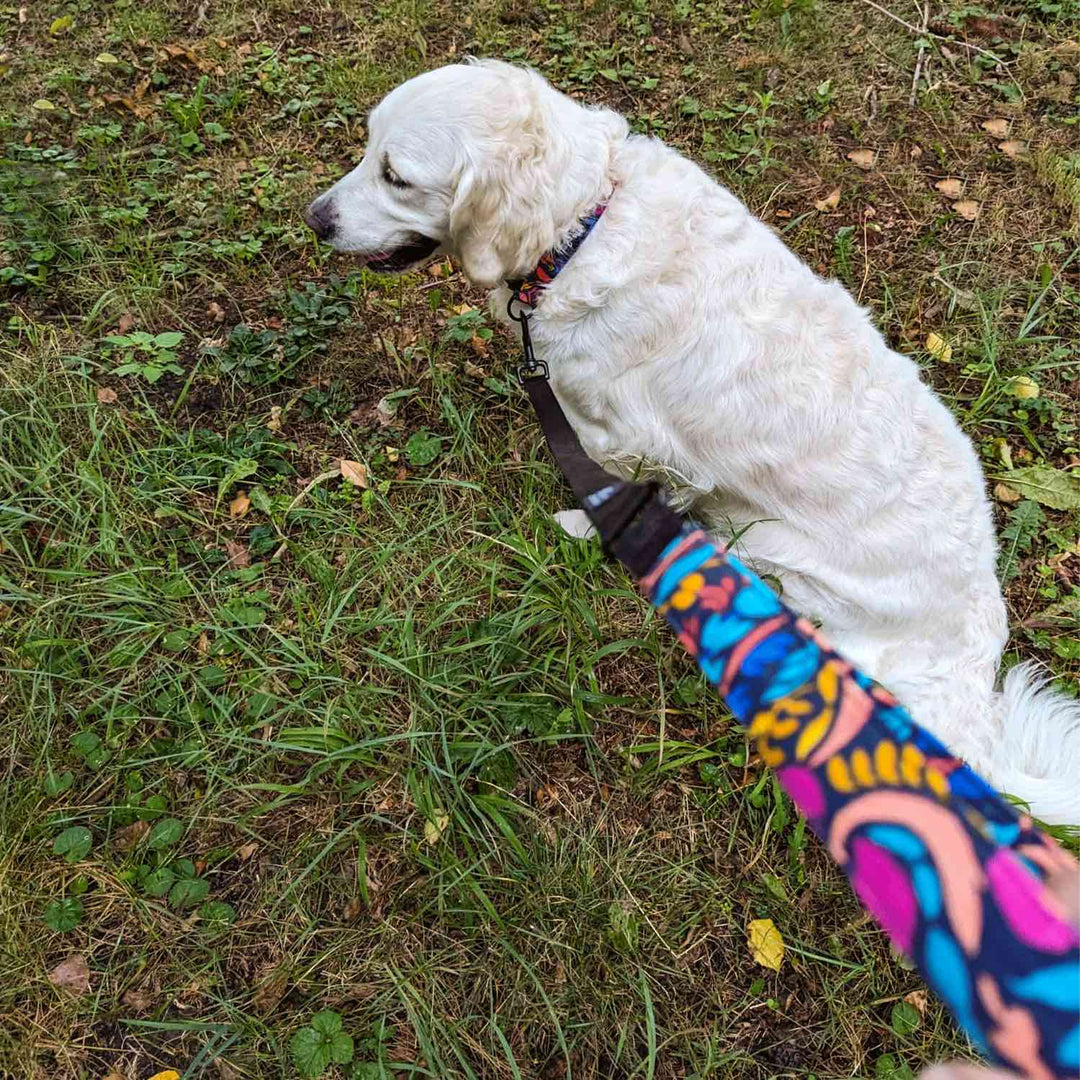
[507,288,549,384]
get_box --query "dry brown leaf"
[904,989,928,1016]
[97,387,119,404]
[953,199,981,221]
[18,5,27,22]
[343,897,364,921]
[197,632,210,656]
[469,334,489,357]
[463,361,486,379]
[999,139,1026,158]
[252,972,288,1015]
[981,118,1010,138]
[846,148,875,170]
[229,490,251,519]
[117,312,137,335]
[934,177,964,198]
[266,405,283,433]
[338,459,369,489]
[236,841,258,861]
[225,540,250,569]
[207,301,225,323]
[814,187,841,212]
[994,482,1022,504]
[102,1072,127,1080]
[49,954,91,995]
[122,987,156,1013]
[113,820,150,852]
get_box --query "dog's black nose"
[304,200,336,241]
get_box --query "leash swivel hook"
[507,289,549,384]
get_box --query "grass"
[2,0,1079,1078]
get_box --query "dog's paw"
[553,509,596,540]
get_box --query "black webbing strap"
[506,286,684,577]
[521,374,683,576]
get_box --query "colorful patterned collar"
[509,199,610,308]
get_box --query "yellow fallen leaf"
[925,333,953,364]
[50,14,74,34]
[994,482,1022,504]
[424,812,449,846]
[990,438,1014,470]
[386,446,400,463]
[229,490,251,518]
[96,53,119,65]
[998,139,1026,159]
[147,1072,181,1080]
[814,187,841,212]
[934,177,963,199]
[981,118,1010,138]
[1008,376,1039,399]
[846,148,875,170]
[338,459,368,488]
[747,918,784,971]
[953,200,980,221]
[32,99,56,111]
[266,405,283,432]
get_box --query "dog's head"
[303,60,627,289]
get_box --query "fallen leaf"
[32,99,57,111]
[463,361,486,378]
[102,1072,127,1080]
[225,540,250,569]
[953,200,981,221]
[49,954,91,994]
[925,332,953,364]
[904,989,929,1016]
[50,15,74,35]
[990,438,1014,470]
[469,333,489,357]
[1007,375,1039,399]
[424,812,450,846]
[18,5,27,23]
[846,148,875,170]
[97,387,119,404]
[113,820,150,851]
[998,139,1026,158]
[934,177,964,199]
[96,52,120,65]
[338,459,369,488]
[252,972,288,1014]
[343,897,363,921]
[747,918,784,971]
[117,312,137,335]
[386,446,400,463]
[207,301,225,323]
[998,466,1080,511]
[147,1072,181,1080]
[229,490,251,518]
[981,118,1010,138]
[814,187,841,212]
[122,987,156,1012]
[266,405,283,432]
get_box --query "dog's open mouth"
[360,235,441,274]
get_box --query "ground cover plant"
[1,0,1078,1077]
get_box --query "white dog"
[305,59,1080,824]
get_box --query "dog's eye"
[381,158,410,190]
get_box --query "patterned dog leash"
[505,215,1080,1078]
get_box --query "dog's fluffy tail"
[984,662,1080,827]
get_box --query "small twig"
[909,1,929,107]
[857,0,1009,62]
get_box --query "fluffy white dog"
[305,59,1080,824]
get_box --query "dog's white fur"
[308,60,1080,824]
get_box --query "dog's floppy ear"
[448,164,526,290]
